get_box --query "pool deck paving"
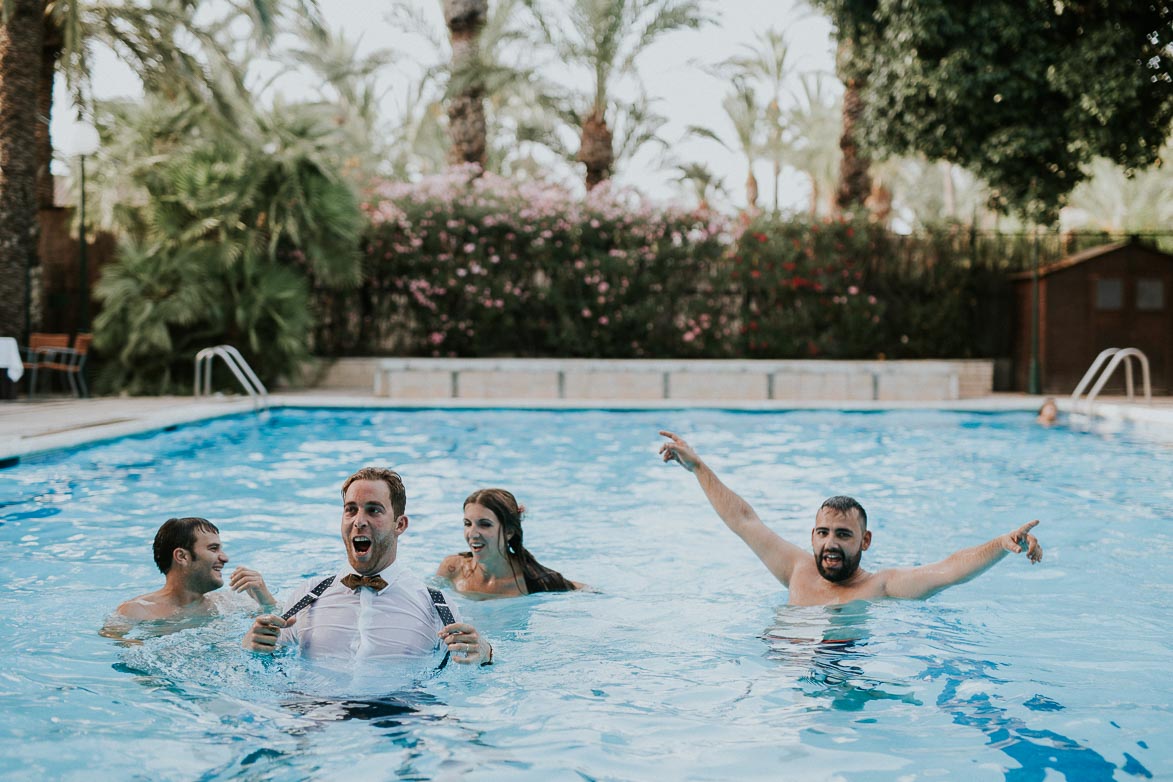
[2,389,1173,463]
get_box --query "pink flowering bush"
[316,165,732,357]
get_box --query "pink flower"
[598,316,609,325]
[582,308,592,318]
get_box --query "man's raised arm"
[882,520,1043,599]
[658,430,807,586]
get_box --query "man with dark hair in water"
[114,516,275,621]
[658,431,1043,606]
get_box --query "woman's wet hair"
[464,488,576,592]
[819,496,868,530]
[153,516,219,574]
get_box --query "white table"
[0,337,23,382]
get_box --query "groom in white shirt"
[242,467,491,666]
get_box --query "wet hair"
[819,496,868,530]
[463,488,577,593]
[342,467,406,517]
[153,517,219,574]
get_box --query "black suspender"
[281,575,336,621]
[279,576,456,669]
[428,587,454,669]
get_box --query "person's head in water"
[812,496,870,583]
[149,516,229,596]
[1037,398,1058,426]
[341,467,409,575]
[464,488,524,562]
[463,488,577,592]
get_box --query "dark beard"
[815,548,862,583]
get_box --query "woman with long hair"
[437,489,583,597]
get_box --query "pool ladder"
[1069,347,1151,420]
[194,345,269,411]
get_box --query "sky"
[51,0,838,211]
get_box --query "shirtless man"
[114,516,275,621]
[658,431,1043,605]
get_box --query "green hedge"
[312,167,1015,360]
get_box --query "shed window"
[1095,278,1123,310]
[1136,278,1165,311]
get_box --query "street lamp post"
[1028,227,1041,395]
[62,118,99,334]
[78,153,89,332]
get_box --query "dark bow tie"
[341,573,388,592]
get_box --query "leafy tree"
[811,0,1173,223]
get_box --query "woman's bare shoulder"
[436,553,470,578]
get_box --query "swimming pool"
[1,407,1169,780]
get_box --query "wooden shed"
[1010,238,1172,394]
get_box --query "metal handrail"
[1071,347,1151,419]
[1069,347,1119,403]
[194,345,269,411]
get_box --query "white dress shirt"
[278,561,460,664]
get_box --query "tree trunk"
[0,0,46,340]
[444,0,487,168]
[36,10,62,210]
[578,109,613,190]
[808,174,819,218]
[834,41,871,216]
[745,168,759,212]
[771,159,780,215]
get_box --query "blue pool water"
[1,407,1170,780]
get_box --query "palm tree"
[443,0,488,166]
[717,78,764,211]
[786,73,841,217]
[0,0,44,341]
[523,0,710,189]
[671,161,727,212]
[1063,152,1173,233]
[725,28,791,213]
[391,0,553,175]
[283,22,396,188]
[688,77,764,212]
[89,78,365,391]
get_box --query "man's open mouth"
[353,536,372,554]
